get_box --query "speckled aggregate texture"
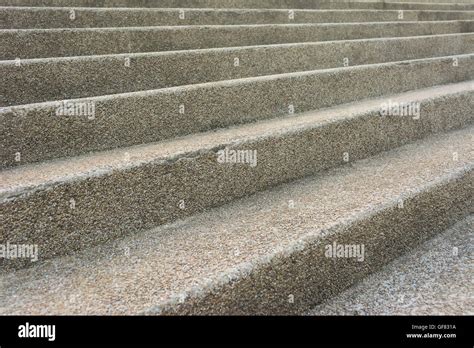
[2,57,473,168]
[2,21,474,59]
[2,34,473,106]
[1,83,473,268]
[1,0,473,10]
[308,215,473,315]
[3,8,474,29]
[1,0,473,316]
[0,127,472,314]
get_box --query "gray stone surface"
[2,20,473,59]
[2,7,473,29]
[308,215,473,315]
[0,0,473,10]
[2,33,473,106]
[2,56,473,168]
[1,83,472,269]
[1,0,473,316]
[0,127,471,314]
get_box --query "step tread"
[0,126,472,314]
[3,19,472,31]
[3,33,473,107]
[3,53,472,108]
[2,32,472,63]
[3,19,471,59]
[3,7,472,30]
[2,80,472,200]
[308,214,473,315]
[1,7,473,11]
[0,0,472,9]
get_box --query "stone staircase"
[0,0,472,315]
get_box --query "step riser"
[2,21,473,59]
[308,215,474,316]
[1,89,472,271]
[157,170,473,314]
[2,55,472,168]
[3,34,473,106]
[0,0,473,11]
[0,126,472,314]
[3,8,473,29]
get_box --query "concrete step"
[2,20,473,59]
[1,82,472,270]
[0,0,473,11]
[2,55,472,168]
[3,7,474,29]
[0,127,471,314]
[3,33,473,106]
[308,214,473,315]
